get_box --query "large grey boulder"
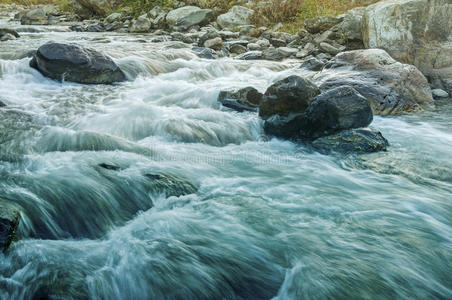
[313,49,433,115]
[216,6,254,29]
[362,0,452,93]
[105,12,121,23]
[166,6,212,31]
[0,200,21,252]
[30,42,126,84]
[129,15,151,33]
[21,9,48,25]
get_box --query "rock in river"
[313,49,433,115]
[218,87,263,112]
[259,75,320,120]
[30,42,126,84]
[0,199,21,252]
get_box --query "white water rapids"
[0,19,451,300]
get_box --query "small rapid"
[0,19,451,300]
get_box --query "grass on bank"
[0,0,378,34]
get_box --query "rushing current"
[0,15,451,300]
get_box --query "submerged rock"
[263,86,373,140]
[0,200,21,252]
[218,87,263,112]
[312,128,389,154]
[259,75,320,120]
[30,42,126,84]
[313,49,433,115]
[145,173,198,198]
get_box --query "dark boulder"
[0,100,6,107]
[263,86,373,140]
[145,173,197,198]
[218,87,263,112]
[312,128,389,154]
[30,42,126,84]
[0,200,21,252]
[300,57,325,71]
[259,75,320,120]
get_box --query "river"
[0,17,451,299]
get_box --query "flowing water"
[0,17,451,300]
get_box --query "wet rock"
[192,47,217,59]
[129,15,151,33]
[235,51,262,60]
[362,0,452,94]
[30,42,126,84]
[300,57,324,71]
[0,200,21,252]
[0,33,16,41]
[204,37,222,50]
[144,173,197,198]
[0,100,6,107]
[21,9,48,25]
[312,128,389,154]
[86,24,103,32]
[313,49,433,115]
[432,89,449,99]
[216,5,254,29]
[69,24,84,32]
[263,86,373,140]
[218,87,263,112]
[166,6,212,31]
[105,21,122,32]
[304,16,342,34]
[259,75,320,120]
[262,48,285,61]
[98,163,121,170]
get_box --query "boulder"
[75,0,120,17]
[144,173,197,198]
[166,6,212,31]
[129,15,151,33]
[263,86,373,140]
[313,49,433,115]
[235,51,262,60]
[0,100,6,107]
[362,0,452,93]
[300,57,325,71]
[432,89,449,99]
[304,16,342,34]
[0,33,16,41]
[216,5,254,29]
[218,87,263,112]
[105,12,121,23]
[192,47,217,59]
[331,7,366,50]
[0,200,21,252]
[71,0,94,19]
[21,9,48,25]
[30,42,126,84]
[259,75,320,120]
[204,37,223,50]
[312,128,389,154]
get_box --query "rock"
[218,87,263,112]
[166,6,213,31]
[0,33,16,41]
[198,29,220,47]
[192,47,217,59]
[297,86,373,139]
[86,24,103,32]
[296,49,310,59]
[144,173,197,198]
[247,43,260,51]
[362,0,452,93]
[71,0,94,19]
[300,57,324,71]
[0,200,21,252]
[277,47,298,57]
[259,75,320,120]
[229,44,247,54]
[129,15,151,33]
[21,9,48,25]
[204,37,222,50]
[432,89,449,99]
[312,128,389,154]
[105,21,122,32]
[235,51,262,60]
[304,16,342,34]
[105,12,121,23]
[69,24,84,32]
[0,100,6,107]
[216,5,254,29]
[75,0,120,17]
[313,49,434,115]
[262,48,285,61]
[319,42,342,55]
[30,42,126,84]
[263,86,373,140]
[0,28,20,39]
[270,38,285,47]
[331,7,366,50]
